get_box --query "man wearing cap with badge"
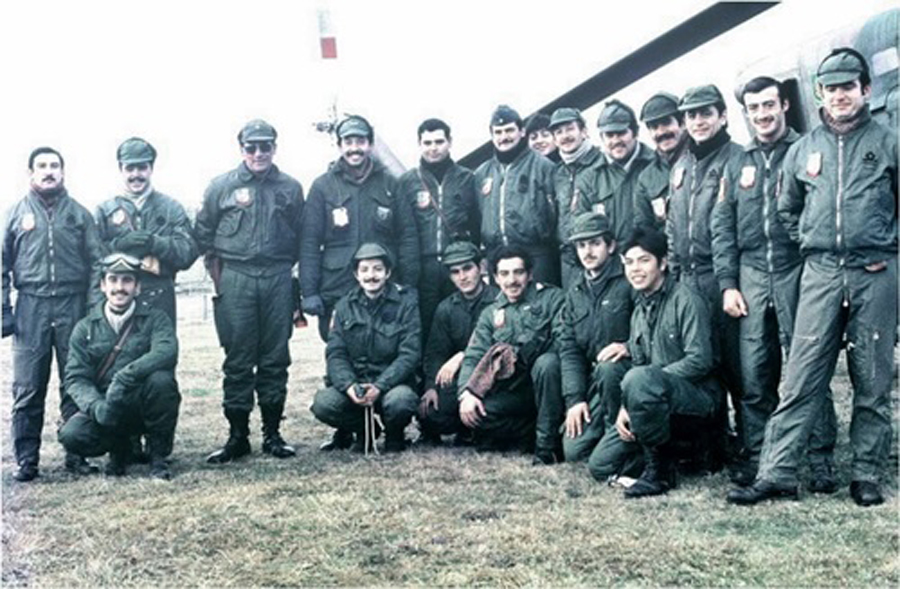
[633,92,688,231]
[554,212,633,466]
[525,113,561,163]
[59,253,180,479]
[397,118,480,344]
[301,115,419,342]
[711,76,837,490]
[666,84,743,466]
[95,137,198,326]
[586,100,655,244]
[418,241,499,445]
[475,105,559,286]
[457,245,565,464]
[194,119,304,464]
[3,146,104,482]
[728,49,897,508]
[311,242,421,453]
[548,107,605,289]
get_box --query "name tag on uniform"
[234,187,253,206]
[739,165,756,189]
[416,190,431,209]
[651,197,666,219]
[482,177,493,196]
[493,308,505,328]
[672,167,685,189]
[806,152,822,177]
[21,213,35,231]
[332,206,349,228]
[112,208,128,226]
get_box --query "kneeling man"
[59,253,180,479]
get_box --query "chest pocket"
[218,190,252,238]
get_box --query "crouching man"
[59,253,180,479]
[311,243,421,453]
[457,246,565,464]
[591,228,720,497]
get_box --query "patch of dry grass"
[2,294,898,586]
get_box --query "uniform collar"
[237,162,280,183]
[349,281,402,304]
[745,127,800,153]
[496,281,540,308]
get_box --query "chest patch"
[591,202,606,216]
[234,187,253,206]
[21,213,35,231]
[493,308,505,328]
[806,152,822,177]
[672,167,685,189]
[652,197,666,219]
[332,206,349,228]
[112,208,128,226]
[739,165,756,189]
[482,177,493,196]
[376,206,391,221]
[416,190,431,209]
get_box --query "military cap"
[101,252,142,275]
[490,105,522,127]
[549,107,584,129]
[640,92,680,123]
[239,119,277,143]
[353,242,393,267]
[817,49,868,86]
[117,137,157,165]
[568,212,612,242]
[678,85,725,112]
[597,100,637,133]
[337,115,374,140]
[441,241,481,266]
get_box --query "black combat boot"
[13,463,38,482]
[105,440,130,477]
[383,429,408,453]
[206,410,251,464]
[624,444,676,499]
[319,429,354,451]
[260,404,296,458]
[65,453,100,476]
[128,435,151,465]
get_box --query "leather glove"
[302,294,325,317]
[2,305,14,338]
[116,231,153,257]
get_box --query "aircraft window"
[781,78,806,134]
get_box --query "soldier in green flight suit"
[554,213,633,464]
[418,241,499,445]
[59,253,180,479]
[194,119,303,464]
[311,243,421,453]
[457,245,565,465]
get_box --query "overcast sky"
[1,0,895,213]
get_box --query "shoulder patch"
[112,208,128,226]
[806,152,822,177]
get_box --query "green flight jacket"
[326,282,421,394]
[65,302,177,423]
[194,163,304,272]
[555,258,633,408]
[301,159,419,302]
[474,147,557,251]
[711,129,803,292]
[554,145,604,247]
[2,190,103,303]
[633,140,687,232]
[628,277,715,385]
[581,143,655,243]
[667,136,743,276]
[459,282,564,391]
[423,283,500,391]
[95,191,198,280]
[777,110,898,267]
[398,161,480,258]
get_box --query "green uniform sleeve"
[299,179,326,298]
[122,311,178,380]
[711,161,741,292]
[373,296,421,392]
[662,289,714,381]
[149,202,200,272]
[64,319,105,415]
[325,302,357,393]
[392,175,421,288]
[776,143,804,244]
[554,296,588,409]
[423,301,455,391]
[193,180,222,255]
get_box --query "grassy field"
[2,294,898,587]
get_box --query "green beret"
[569,212,612,242]
[101,252,142,275]
[549,107,583,129]
[678,85,725,112]
[117,137,156,165]
[640,92,680,123]
[441,241,481,266]
[817,50,867,86]
[239,119,277,143]
[597,100,637,133]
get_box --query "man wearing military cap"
[3,146,104,482]
[397,118,480,344]
[525,113,560,163]
[195,118,304,464]
[711,76,837,490]
[301,114,419,342]
[548,107,606,288]
[418,241,499,445]
[474,105,559,286]
[666,84,744,467]
[633,92,688,231]
[58,253,180,479]
[554,213,633,467]
[95,137,198,326]
[458,245,565,464]
[729,48,897,508]
[585,99,655,247]
[311,242,421,453]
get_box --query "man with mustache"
[311,243,420,453]
[418,241,499,446]
[633,92,688,231]
[728,49,897,507]
[554,213,633,469]
[525,113,560,163]
[711,77,837,491]
[585,100,655,244]
[475,105,559,286]
[301,115,419,342]
[95,138,198,326]
[397,118,480,344]
[194,119,303,464]
[457,246,565,464]
[666,85,744,468]
[548,107,605,288]
[3,147,104,482]
[58,253,180,480]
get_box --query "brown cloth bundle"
[463,343,517,398]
